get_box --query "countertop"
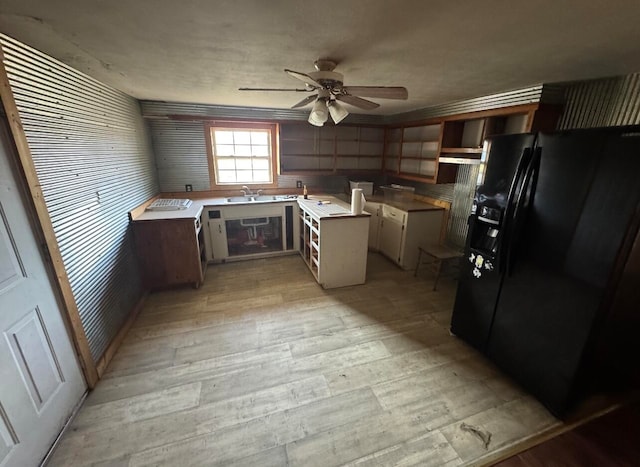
[133,203,204,221]
[298,196,370,219]
[131,194,370,221]
[336,194,444,213]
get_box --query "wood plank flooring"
[48,253,562,467]
[494,401,640,466]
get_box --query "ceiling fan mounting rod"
[314,59,337,72]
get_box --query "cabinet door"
[379,217,404,264]
[365,202,380,250]
[208,219,228,260]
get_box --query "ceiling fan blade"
[336,94,380,110]
[291,94,318,109]
[239,87,310,92]
[284,69,323,88]
[343,86,408,100]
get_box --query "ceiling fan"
[239,59,408,126]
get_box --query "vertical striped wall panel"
[149,119,210,192]
[140,101,386,125]
[1,34,159,361]
[557,73,640,129]
[386,176,455,203]
[449,164,480,248]
[386,86,544,124]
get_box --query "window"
[206,122,278,187]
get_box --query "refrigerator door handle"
[498,147,533,273]
[506,147,541,275]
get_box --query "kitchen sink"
[225,194,298,204]
[226,196,253,203]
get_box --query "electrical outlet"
[296,180,303,188]
[185,184,193,192]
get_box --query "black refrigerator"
[451,125,640,417]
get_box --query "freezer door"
[474,133,536,217]
[451,133,535,351]
[487,127,640,416]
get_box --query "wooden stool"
[414,244,463,290]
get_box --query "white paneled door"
[0,120,86,466]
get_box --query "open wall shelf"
[279,103,560,184]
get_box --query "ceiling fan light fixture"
[308,113,325,127]
[328,100,349,124]
[308,98,328,126]
[240,59,408,121]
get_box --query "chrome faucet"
[241,186,264,197]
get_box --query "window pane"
[253,158,269,170]
[216,144,235,156]
[252,145,269,157]
[217,158,236,170]
[235,145,252,156]
[236,158,252,170]
[237,170,253,181]
[218,170,237,183]
[251,132,269,145]
[253,170,270,182]
[215,131,234,145]
[234,131,251,144]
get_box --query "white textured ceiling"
[1,0,640,115]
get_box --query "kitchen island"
[298,196,370,289]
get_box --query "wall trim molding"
[0,48,98,387]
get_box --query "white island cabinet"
[298,198,370,289]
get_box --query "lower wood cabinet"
[132,214,206,289]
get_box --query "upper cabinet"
[384,123,444,182]
[280,124,334,172]
[280,123,385,174]
[384,104,560,184]
[440,113,530,155]
[279,104,560,183]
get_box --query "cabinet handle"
[218,225,222,234]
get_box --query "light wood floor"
[48,253,561,467]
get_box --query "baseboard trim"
[95,292,148,378]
